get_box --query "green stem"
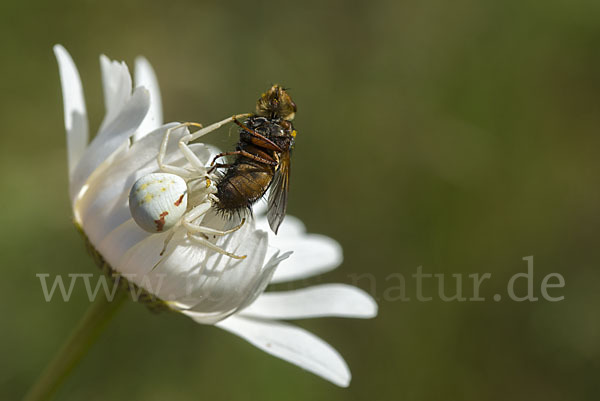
[22,288,128,401]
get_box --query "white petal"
[234,250,292,312]
[69,86,150,203]
[259,216,343,284]
[252,198,268,216]
[180,250,289,324]
[53,45,89,177]
[99,214,270,324]
[99,55,132,128]
[134,57,163,141]
[239,284,378,320]
[267,214,306,237]
[216,315,351,387]
[154,219,268,310]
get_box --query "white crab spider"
[129,114,252,259]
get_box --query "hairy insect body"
[212,84,297,234]
[216,117,287,212]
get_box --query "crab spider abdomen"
[129,173,188,233]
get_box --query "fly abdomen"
[216,162,274,212]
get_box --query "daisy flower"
[49,44,377,390]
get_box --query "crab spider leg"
[158,226,179,257]
[173,122,211,174]
[179,114,252,143]
[181,201,246,236]
[184,218,246,237]
[156,213,245,263]
[157,122,204,177]
[187,233,247,260]
[159,116,250,176]
[155,197,237,256]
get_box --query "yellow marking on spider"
[144,193,154,203]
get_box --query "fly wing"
[267,151,291,234]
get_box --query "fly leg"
[232,118,283,152]
[210,150,278,166]
[207,163,233,174]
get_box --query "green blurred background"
[2,0,600,400]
